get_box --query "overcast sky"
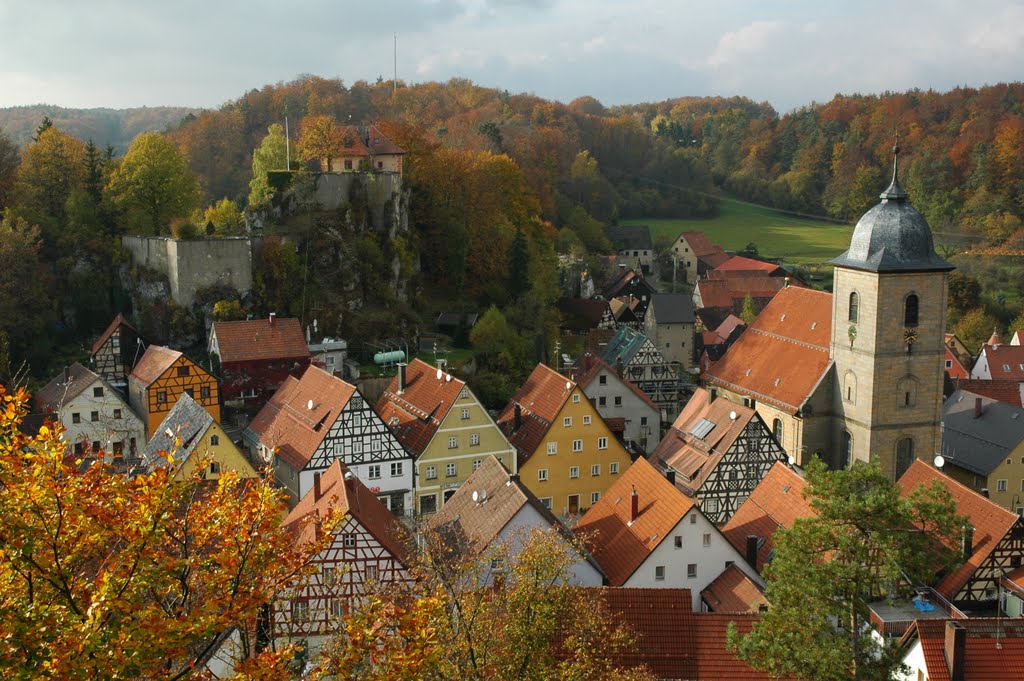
[3,0,1023,114]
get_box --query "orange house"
[128,345,221,438]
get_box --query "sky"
[2,0,1024,114]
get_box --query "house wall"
[519,386,633,518]
[645,311,696,371]
[173,421,258,480]
[580,366,662,455]
[219,357,311,406]
[495,503,604,586]
[622,507,761,610]
[415,387,517,515]
[58,379,145,460]
[671,235,699,284]
[894,641,927,681]
[945,442,1024,513]
[971,350,993,380]
[134,356,221,439]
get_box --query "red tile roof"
[700,563,769,613]
[680,231,729,267]
[282,460,410,566]
[337,124,406,157]
[902,618,1024,681]
[713,255,786,276]
[128,345,186,387]
[571,354,659,413]
[211,317,310,364]
[714,314,746,340]
[696,277,787,311]
[705,287,833,413]
[247,366,357,471]
[650,388,758,493]
[897,459,1020,601]
[721,462,811,572]
[574,458,695,586]
[952,378,1023,408]
[35,363,101,412]
[497,363,575,464]
[694,613,798,680]
[979,343,1024,380]
[90,312,140,355]
[375,358,465,456]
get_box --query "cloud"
[707,20,785,68]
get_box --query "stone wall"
[122,235,254,307]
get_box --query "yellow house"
[128,345,221,438]
[143,393,257,480]
[375,359,516,515]
[497,364,632,518]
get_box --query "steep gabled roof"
[942,390,1024,476]
[700,563,769,613]
[211,317,310,364]
[573,458,696,586]
[705,286,833,413]
[143,393,214,470]
[606,225,653,252]
[599,326,658,367]
[900,618,1024,681]
[695,276,788,311]
[650,388,764,492]
[649,292,695,324]
[721,462,811,572]
[496,364,575,463]
[282,460,410,566]
[35,363,102,412]
[898,460,1021,601]
[90,312,141,356]
[128,345,188,387]
[558,298,612,332]
[375,359,466,456]
[571,354,659,413]
[952,378,1023,408]
[679,231,728,264]
[713,255,787,276]
[247,366,357,471]
[977,343,1024,380]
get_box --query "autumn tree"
[248,123,293,208]
[14,125,86,226]
[297,115,342,171]
[203,197,245,235]
[0,213,55,381]
[106,131,200,235]
[0,128,18,210]
[730,458,964,681]
[739,295,759,324]
[0,384,333,680]
[954,307,999,355]
[947,271,982,314]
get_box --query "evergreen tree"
[508,226,530,297]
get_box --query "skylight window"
[690,418,716,439]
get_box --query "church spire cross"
[880,130,908,202]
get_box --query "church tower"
[829,145,954,479]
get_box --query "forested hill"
[0,105,198,152]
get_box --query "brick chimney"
[630,485,639,522]
[313,471,322,501]
[269,312,276,327]
[399,363,407,392]
[944,620,966,681]
[514,403,522,431]
[974,397,983,419]
[746,535,759,570]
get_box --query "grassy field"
[622,195,854,266]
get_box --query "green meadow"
[622,195,854,267]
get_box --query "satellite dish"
[471,490,479,502]
[436,368,443,380]
[479,489,488,501]
[787,455,795,466]
[729,411,737,420]
[445,374,452,382]
[307,399,314,411]
[933,454,945,469]
[565,381,572,391]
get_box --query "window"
[177,365,190,377]
[599,375,607,385]
[343,533,356,548]
[93,386,104,398]
[569,466,579,479]
[844,371,857,404]
[598,396,606,407]
[446,463,457,477]
[331,599,344,619]
[598,437,608,450]
[591,491,600,504]
[344,159,353,170]
[591,464,600,476]
[538,469,548,482]
[156,391,168,404]
[655,566,665,581]
[420,494,437,514]
[326,355,336,367]
[72,413,81,424]
[848,291,859,322]
[92,441,100,452]
[292,600,308,621]
[426,465,437,480]
[209,462,221,475]
[473,459,482,471]
[687,564,697,579]
[200,385,211,399]
[610,462,619,474]
[583,415,592,425]
[210,434,220,446]
[365,565,379,581]
[614,396,622,407]
[390,462,403,477]
[674,536,682,549]
[572,439,583,452]
[547,442,557,455]
[461,408,470,420]
[904,294,919,327]
[113,409,122,419]
[539,497,552,508]
[945,359,953,369]
[183,388,194,399]
[772,419,783,442]
[640,416,648,426]
[896,438,914,479]
[998,479,1008,492]
[323,566,337,585]
[448,436,458,449]
[368,465,381,479]
[470,433,480,446]
[376,161,383,169]
[74,442,84,455]
[563,417,572,427]
[690,513,697,525]
[573,394,581,403]
[703,533,711,547]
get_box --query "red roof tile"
[680,231,728,265]
[721,462,812,572]
[696,277,786,311]
[128,345,186,387]
[375,359,465,456]
[952,378,1023,408]
[705,287,833,413]
[979,343,1024,380]
[713,255,786,276]
[694,613,798,680]
[497,364,575,463]
[574,458,695,586]
[282,460,410,566]
[211,317,310,364]
[897,460,1020,601]
[248,366,357,471]
[700,563,769,613]
[903,618,1024,681]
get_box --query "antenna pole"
[393,33,398,94]
[285,115,291,170]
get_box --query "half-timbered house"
[898,460,1024,610]
[649,388,786,525]
[127,345,220,439]
[375,359,516,516]
[245,366,413,513]
[90,313,146,394]
[599,326,683,419]
[208,314,311,407]
[275,460,412,655]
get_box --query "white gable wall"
[494,502,604,586]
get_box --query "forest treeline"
[0,105,198,153]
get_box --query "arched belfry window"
[896,437,914,480]
[848,292,859,322]
[904,294,919,327]
[772,418,783,443]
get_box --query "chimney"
[974,397,983,419]
[665,469,676,486]
[616,357,625,377]
[746,535,759,570]
[63,365,70,383]
[981,488,989,498]
[313,472,322,501]
[399,363,407,392]
[961,524,974,561]
[269,312,276,327]
[630,485,639,522]
[944,621,966,681]
[514,403,522,431]
[709,388,716,403]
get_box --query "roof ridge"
[749,327,829,353]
